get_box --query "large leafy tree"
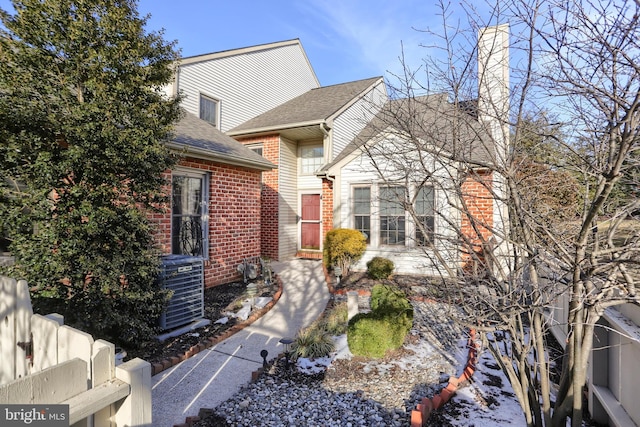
[0,0,182,345]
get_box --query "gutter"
[227,119,325,137]
[165,142,275,171]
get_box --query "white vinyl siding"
[178,43,318,132]
[338,136,460,276]
[331,81,387,160]
[279,138,298,259]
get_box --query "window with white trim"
[300,145,324,174]
[379,186,406,245]
[351,183,436,248]
[415,186,435,246]
[199,94,219,127]
[353,187,371,243]
[171,170,209,258]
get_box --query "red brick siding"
[460,170,494,271]
[321,177,334,245]
[148,158,262,288]
[235,134,281,261]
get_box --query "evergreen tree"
[0,0,182,346]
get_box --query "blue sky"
[135,0,447,86]
[0,1,484,86]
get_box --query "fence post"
[114,358,152,427]
[92,340,115,427]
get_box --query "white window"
[171,170,209,258]
[353,187,371,243]
[300,145,324,174]
[379,186,406,246]
[199,94,219,127]
[247,144,263,157]
[351,183,435,248]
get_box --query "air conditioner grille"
[158,255,204,330]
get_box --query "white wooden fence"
[0,276,152,426]
[546,292,640,427]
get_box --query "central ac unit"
[158,255,204,330]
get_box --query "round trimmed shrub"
[370,284,411,314]
[347,284,413,358]
[323,228,367,275]
[366,257,394,280]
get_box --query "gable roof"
[321,94,495,171]
[227,77,383,137]
[168,112,274,171]
[178,39,319,86]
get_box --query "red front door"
[301,194,321,250]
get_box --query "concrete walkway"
[151,259,330,427]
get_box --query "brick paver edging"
[152,275,284,376]
[410,328,480,426]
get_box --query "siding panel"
[332,81,388,160]
[178,43,319,132]
[279,138,298,259]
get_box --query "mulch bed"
[125,280,277,365]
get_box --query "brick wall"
[321,177,334,245]
[460,169,494,271]
[148,158,263,288]
[236,134,281,261]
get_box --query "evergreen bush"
[347,284,413,358]
[366,257,395,280]
[323,228,366,276]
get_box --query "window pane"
[301,146,324,174]
[200,95,218,127]
[416,215,434,246]
[353,187,371,243]
[354,187,370,214]
[415,187,434,215]
[379,186,404,215]
[380,216,406,245]
[415,186,434,246]
[172,175,205,257]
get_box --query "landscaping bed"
[126,279,278,365]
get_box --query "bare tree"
[350,1,640,426]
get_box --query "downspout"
[320,121,331,162]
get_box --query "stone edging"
[152,275,284,377]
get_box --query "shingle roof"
[228,77,382,134]
[322,94,495,171]
[169,112,274,170]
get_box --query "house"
[163,38,389,272]
[150,112,274,288]
[319,93,498,276]
[227,77,388,261]
[161,26,508,282]
[152,39,321,288]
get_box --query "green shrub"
[370,284,412,314]
[290,326,335,360]
[347,284,413,358]
[366,257,395,280]
[323,228,367,276]
[346,311,412,358]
